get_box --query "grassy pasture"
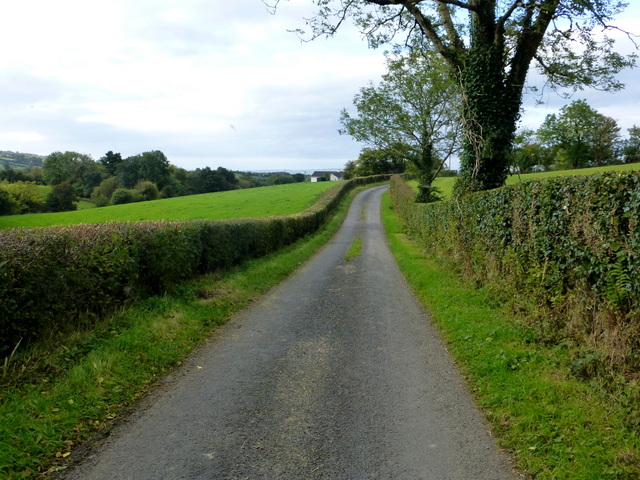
[432,162,640,199]
[0,182,337,230]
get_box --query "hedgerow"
[390,172,640,374]
[0,175,389,355]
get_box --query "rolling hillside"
[0,150,44,170]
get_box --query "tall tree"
[118,151,171,189]
[43,151,100,189]
[537,99,620,168]
[99,151,123,176]
[273,0,636,193]
[339,52,460,201]
[623,125,640,164]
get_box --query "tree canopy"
[344,147,408,179]
[339,52,460,201]
[623,125,640,163]
[537,99,621,168]
[273,0,636,192]
[43,151,99,187]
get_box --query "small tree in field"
[45,182,78,212]
[1,181,43,214]
[537,99,621,169]
[110,188,134,205]
[346,147,407,179]
[623,126,640,164]
[134,180,160,201]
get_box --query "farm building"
[310,171,344,182]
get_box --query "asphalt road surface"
[61,185,516,480]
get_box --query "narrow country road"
[61,185,516,480]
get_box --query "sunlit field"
[0,182,337,230]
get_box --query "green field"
[432,162,640,199]
[0,182,337,230]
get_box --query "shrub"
[45,182,78,212]
[91,177,118,203]
[91,194,110,207]
[0,181,44,213]
[111,188,135,205]
[135,180,159,201]
[0,187,17,215]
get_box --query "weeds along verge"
[390,173,640,378]
[0,175,389,357]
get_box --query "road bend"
[61,185,516,480]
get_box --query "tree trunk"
[455,47,522,194]
[414,140,437,203]
[454,5,522,194]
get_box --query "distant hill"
[0,150,45,170]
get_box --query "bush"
[0,181,44,213]
[135,180,159,201]
[91,177,118,203]
[91,194,110,207]
[45,182,78,212]
[0,188,17,215]
[111,188,135,205]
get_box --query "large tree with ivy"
[270,0,636,193]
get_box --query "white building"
[310,171,344,182]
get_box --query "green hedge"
[0,176,389,354]
[390,172,640,372]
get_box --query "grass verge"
[381,192,640,479]
[0,184,374,479]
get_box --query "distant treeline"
[0,149,309,216]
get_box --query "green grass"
[344,237,363,261]
[431,162,640,199]
[36,185,51,198]
[381,192,640,479]
[0,184,373,479]
[0,182,336,230]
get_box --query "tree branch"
[364,0,475,12]
[436,1,465,51]
[364,0,408,5]
[496,1,521,36]
[403,2,463,69]
[435,0,476,11]
[507,0,560,90]
[261,0,279,15]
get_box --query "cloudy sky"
[1,1,639,173]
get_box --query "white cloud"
[0,132,46,144]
